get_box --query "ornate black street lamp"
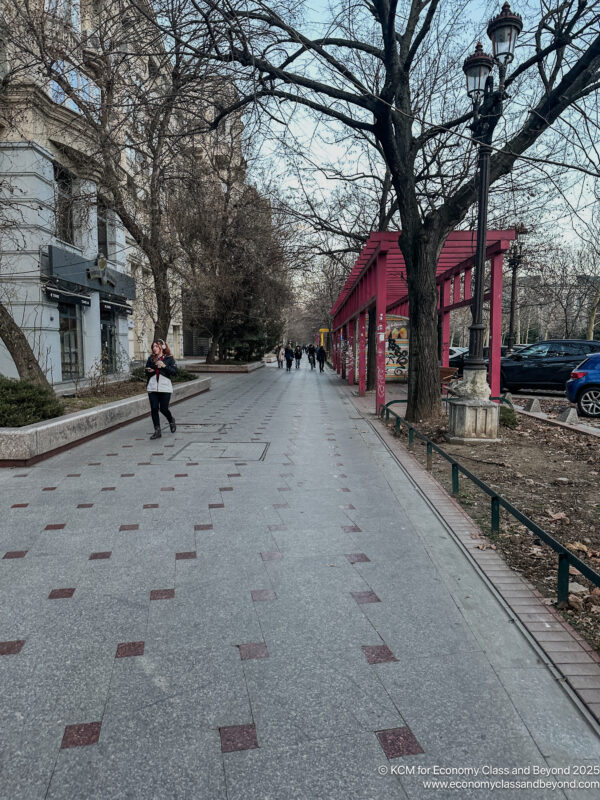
[462,3,523,379]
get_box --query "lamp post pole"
[447,3,522,441]
[506,224,527,352]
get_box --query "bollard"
[452,463,459,495]
[557,553,570,609]
[491,496,500,533]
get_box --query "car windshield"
[519,343,550,357]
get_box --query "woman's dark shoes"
[170,419,176,433]
[150,426,162,439]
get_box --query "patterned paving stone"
[376,727,423,758]
[219,724,259,753]
[61,722,102,749]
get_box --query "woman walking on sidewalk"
[276,344,285,369]
[145,340,178,439]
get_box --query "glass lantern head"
[487,2,523,65]
[462,42,494,102]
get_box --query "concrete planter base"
[0,377,211,466]
[446,397,500,443]
[188,362,265,374]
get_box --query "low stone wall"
[0,377,211,466]
[188,361,265,374]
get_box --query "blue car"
[566,353,600,417]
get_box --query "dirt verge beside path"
[387,413,600,654]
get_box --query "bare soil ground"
[61,381,146,414]
[388,413,600,654]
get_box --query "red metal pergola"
[330,230,516,411]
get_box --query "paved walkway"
[1,363,600,799]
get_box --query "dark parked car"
[500,340,600,392]
[566,353,600,417]
[449,346,509,376]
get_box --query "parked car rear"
[566,353,600,417]
[500,340,600,392]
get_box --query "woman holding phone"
[145,339,177,439]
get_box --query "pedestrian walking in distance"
[317,345,326,372]
[284,344,294,372]
[276,344,285,369]
[307,343,316,370]
[294,344,302,369]
[145,340,178,439]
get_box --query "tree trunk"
[206,338,219,364]
[151,262,171,342]
[586,285,600,340]
[401,234,443,422]
[0,302,53,389]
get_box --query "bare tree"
[149,0,600,420]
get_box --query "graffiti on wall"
[386,315,409,381]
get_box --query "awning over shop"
[100,299,133,315]
[44,285,91,307]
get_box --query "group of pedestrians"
[276,342,327,372]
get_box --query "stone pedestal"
[446,397,500,443]
[445,368,499,443]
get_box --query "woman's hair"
[152,339,172,356]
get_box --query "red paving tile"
[150,589,175,600]
[77,504,94,509]
[238,643,269,660]
[376,727,424,758]
[48,588,76,599]
[0,640,25,655]
[61,722,102,749]
[219,487,233,492]
[346,553,370,564]
[115,641,145,658]
[101,487,116,492]
[45,524,65,531]
[351,590,381,604]
[228,473,241,478]
[119,524,139,531]
[342,525,362,533]
[89,552,112,560]
[144,504,159,509]
[175,474,188,478]
[260,552,283,561]
[3,551,28,559]
[42,487,56,492]
[362,645,398,664]
[195,524,213,531]
[339,504,356,510]
[268,524,286,531]
[161,487,175,492]
[11,503,28,508]
[273,503,289,509]
[251,589,277,602]
[121,473,135,478]
[175,551,197,560]
[219,724,259,753]
[209,503,224,509]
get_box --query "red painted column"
[336,331,341,374]
[489,253,503,399]
[347,318,355,385]
[375,253,387,414]
[358,311,366,396]
[341,326,346,380]
[441,279,451,367]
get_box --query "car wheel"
[500,373,513,393]
[577,387,600,417]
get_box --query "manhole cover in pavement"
[176,424,230,433]
[170,442,269,461]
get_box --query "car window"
[521,343,549,357]
[547,342,586,356]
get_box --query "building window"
[54,164,74,244]
[97,198,109,259]
[59,302,83,379]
